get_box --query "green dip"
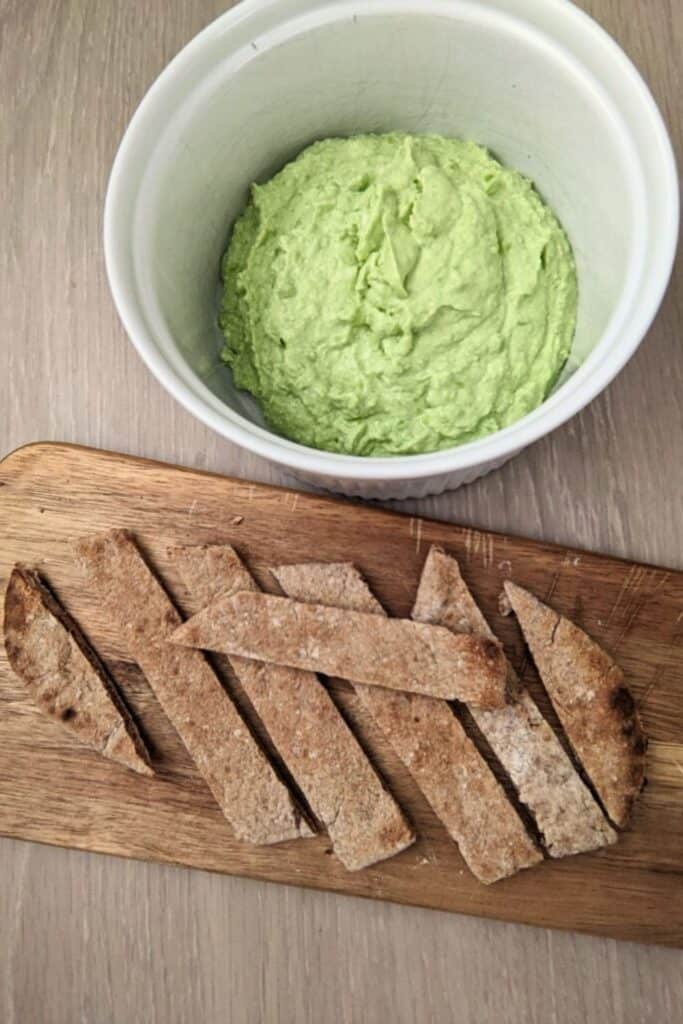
[219,133,577,456]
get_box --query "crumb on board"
[229,515,244,526]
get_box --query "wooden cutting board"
[1,442,682,947]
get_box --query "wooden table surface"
[1,1,681,1021]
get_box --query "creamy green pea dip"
[219,133,577,456]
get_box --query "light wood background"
[1,0,681,1021]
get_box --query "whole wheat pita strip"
[76,531,312,845]
[4,565,153,776]
[412,547,616,857]
[170,545,414,872]
[504,581,646,827]
[273,562,542,884]
[170,592,507,707]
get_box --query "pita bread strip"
[4,565,153,776]
[412,547,617,857]
[504,581,646,828]
[170,591,507,707]
[76,531,312,845]
[170,545,414,872]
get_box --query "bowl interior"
[128,0,645,443]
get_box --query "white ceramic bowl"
[105,0,678,499]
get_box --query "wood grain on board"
[1,443,681,947]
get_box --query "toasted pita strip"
[170,545,414,872]
[412,548,617,856]
[504,581,646,827]
[76,531,312,845]
[4,565,153,776]
[273,562,542,884]
[170,592,507,707]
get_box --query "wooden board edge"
[2,440,681,580]
[0,826,680,949]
